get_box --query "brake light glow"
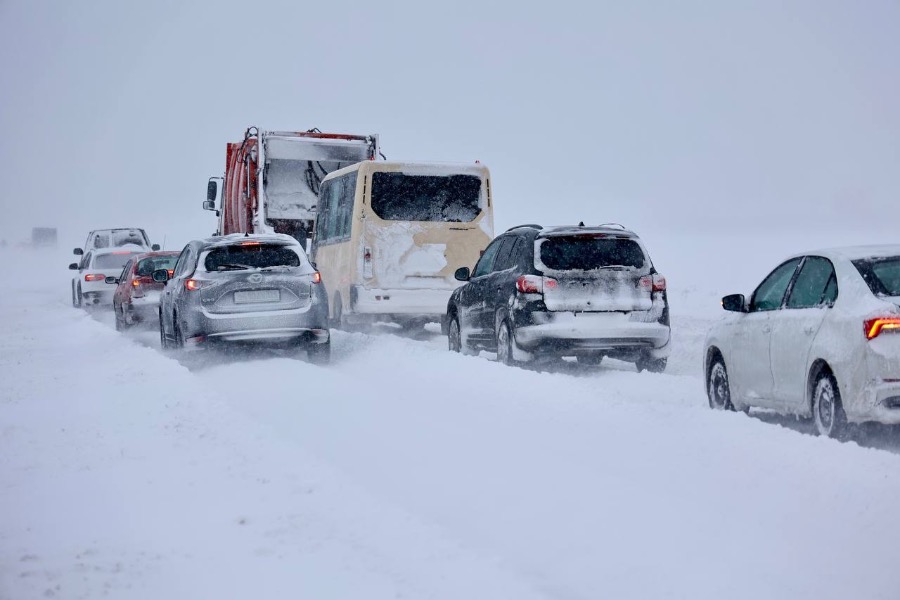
[185,279,205,291]
[363,247,373,279]
[240,241,260,246]
[312,271,321,284]
[84,274,105,281]
[865,317,900,340]
[132,279,141,287]
[516,275,556,294]
[639,274,667,292]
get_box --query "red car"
[108,251,180,330]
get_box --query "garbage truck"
[204,127,380,244]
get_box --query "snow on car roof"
[538,225,639,238]
[789,244,900,262]
[200,233,303,247]
[91,244,146,255]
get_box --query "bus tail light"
[363,247,373,279]
[865,317,900,340]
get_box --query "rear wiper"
[215,263,254,271]
[599,265,631,270]
[259,265,294,272]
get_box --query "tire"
[576,354,604,366]
[159,312,169,350]
[114,307,123,331]
[73,283,83,308]
[448,317,462,353]
[813,372,847,439]
[496,321,514,365]
[636,355,667,373]
[707,358,735,411]
[307,340,331,365]
[173,319,185,349]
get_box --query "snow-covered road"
[3,249,900,599]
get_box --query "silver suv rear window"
[204,244,302,271]
[539,236,645,271]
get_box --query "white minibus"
[311,161,494,329]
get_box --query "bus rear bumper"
[352,286,454,318]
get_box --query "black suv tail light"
[516,275,558,294]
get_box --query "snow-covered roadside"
[0,251,547,599]
[4,248,900,599]
[205,332,900,599]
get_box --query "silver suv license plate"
[234,289,280,304]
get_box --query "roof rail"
[505,224,543,232]
[598,222,628,230]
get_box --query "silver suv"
[445,224,670,371]
[156,233,330,363]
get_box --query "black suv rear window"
[370,172,481,222]
[539,236,645,271]
[853,256,900,296]
[205,244,301,271]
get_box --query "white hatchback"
[704,245,900,438]
[69,246,145,307]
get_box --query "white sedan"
[69,246,144,307]
[704,245,900,438]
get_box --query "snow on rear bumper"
[183,303,327,343]
[845,336,900,424]
[125,292,162,322]
[515,311,670,354]
[353,287,453,318]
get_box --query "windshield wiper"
[215,263,254,271]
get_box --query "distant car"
[73,228,159,257]
[106,251,180,330]
[445,224,670,371]
[156,233,330,363]
[69,246,145,307]
[31,227,58,248]
[704,245,900,438]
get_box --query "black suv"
[444,224,670,371]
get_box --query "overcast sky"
[0,0,897,250]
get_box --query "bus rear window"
[370,173,481,222]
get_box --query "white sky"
[0,0,897,250]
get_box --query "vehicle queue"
[68,137,900,443]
